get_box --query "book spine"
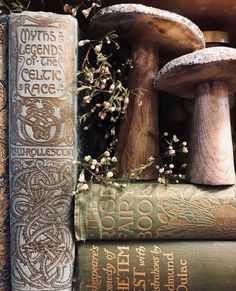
[75,183,236,240]
[9,12,77,290]
[0,14,10,291]
[75,241,236,291]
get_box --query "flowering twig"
[63,0,101,18]
[77,32,130,141]
[73,12,189,196]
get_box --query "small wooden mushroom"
[155,46,236,185]
[90,4,204,180]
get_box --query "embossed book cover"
[75,183,236,240]
[0,14,10,291]
[9,12,77,290]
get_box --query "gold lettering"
[23,83,56,96]
[119,200,134,216]
[176,285,188,291]
[137,217,153,231]
[137,200,153,215]
[133,267,146,289]
[117,246,129,276]
[150,255,160,291]
[104,248,116,261]
[117,278,129,291]
[136,246,146,267]
[87,201,98,230]
[103,263,116,291]
[164,253,175,291]
[100,188,115,198]
[87,245,102,290]
[119,221,134,235]
[100,200,115,214]
[150,246,161,255]
[137,231,152,239]
[101,215,116,232]
[177,259,188,288]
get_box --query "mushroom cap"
[90,4,205,57]
[149,0,236,33]
[155,47,236,98]
[102,0,236,45]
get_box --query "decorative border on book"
[9,13,77,290]
[0,15,10,291]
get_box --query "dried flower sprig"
[75,146,129,195]
[156,132,188,185]
[74,31,132,194]
[63,0,101,18]
[0,0,30,13]
[76,31,131,141]
[74,131,188,196]
[129,133,188,185]
[81,1,101,18]
[71,2,189,196]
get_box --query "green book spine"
[75,241,236,291]
[75,183,236,240]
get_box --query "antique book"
[0,14,10,291]
[75,241,236,291]
[9,12,77,290]
[75,183,236,240]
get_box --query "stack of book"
[74,183,236,290]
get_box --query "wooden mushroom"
[90,4,204,179]
[155,46,236,185]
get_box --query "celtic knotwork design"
[11,98,75,146]
[0,15,10,291]
[0,84,7,112]
[11,159,74,290]
[9,13,77,290]
[0,21,7,46]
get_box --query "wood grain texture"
[101,0,236,45]
[116,41,159,180]
[186,81,235,185]
[90,4,205,55]
[203,31,229,45]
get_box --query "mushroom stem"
[186,80,235,185]
[117,41,159,180]
[203,31,230,47]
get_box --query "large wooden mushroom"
[90,4,205,179]
[155,46,236,185]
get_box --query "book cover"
[9,12,77,290]
[75,183,236,240]
[75,241,236,291]
[0,14,10,291]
